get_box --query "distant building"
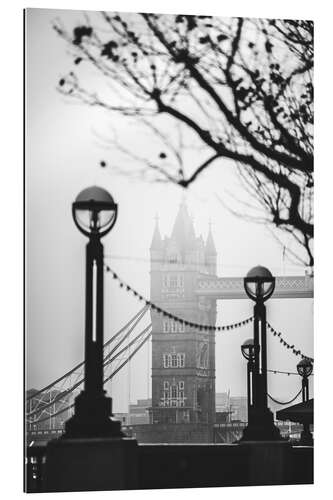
[149,202,217,425]
[229,396,247,422]
[215,392,247,423]
[114,412,129,426]
[216,392,229,412]
[129,399,151,425]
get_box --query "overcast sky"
[26,8,313,413]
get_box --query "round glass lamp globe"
[244,265,275,302]
[72,186,118,237]
[241,338,257,360]
[297,358,313,378]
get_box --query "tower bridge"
[26,201,313,443]
[149,201,313,430]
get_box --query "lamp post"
[240,266,282,441]
[64,186,124,438]
[241,338,257,426]
[297,358,313,445]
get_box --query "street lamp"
[240,266,282,441]
[297,358,313,445]
[241,338,257,361]
[64,186,124,438]
[241,338,257,427]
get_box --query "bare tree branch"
[54,12,313,265]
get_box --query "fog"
[26,8,313,413]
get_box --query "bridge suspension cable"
[27,326,152,426]
[26,306,148,402]
[26,307,150,422]
[104,328,152,384]
[26,323,151,419]
[104,324,152,368]
[102,308,148,364]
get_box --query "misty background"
[26,8,313,413]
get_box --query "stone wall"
[137,442,313,489]
[26,441,313,492]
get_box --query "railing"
[214,421,246,429]
[27,428,63,439]
[213,421,302,430]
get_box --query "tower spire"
[170,199,196,248]
[206,220,217,255]
[150,214,163,250]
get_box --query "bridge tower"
[149,202,217,425]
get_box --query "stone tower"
[149,201,217,425]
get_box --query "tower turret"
[205,222,217,275]
[170,201,196,250]
[150,215,163,251]
[150,216,164,301]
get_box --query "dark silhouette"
[64,186,123,438]
[241,266,282,441]
[296,358,313,445]
[42,188,140,493]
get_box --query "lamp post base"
[239,408,283,442]
[63,391,125,439]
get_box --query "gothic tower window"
[162,321,169,333]
[178,353,185,367]
[162,273,184,289]
[163,353,185,368]
[168,254,178,263]
[161,380,186,407]
[163,354,169,368]
[169,274,178,289]
[178,322,185,333]
[163,320,185,333]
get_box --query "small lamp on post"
[240,266,282,441]
[241,338,257,427]
[64,186,124,438]
[297,358,313,445]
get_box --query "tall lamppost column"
[241,339,257,425]
[240,266,282,441]
[253,299,268,411]
[45,187,139,493]
[64,186,124,439]
[297,358,313,445]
